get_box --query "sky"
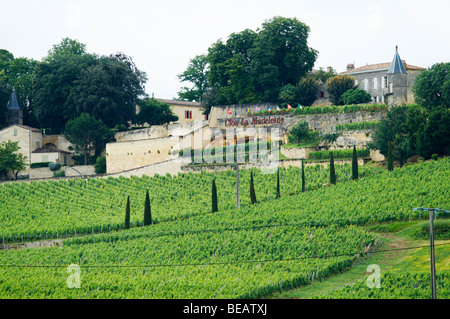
[1,0,449,100]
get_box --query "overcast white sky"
[1,0,449,100]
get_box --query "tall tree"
[125,196,131,229]
[387,141,394,171]
[63,113,113,165]
[249,170,257,204]
[135,98,178,126]
[211,178,218,213]
[326,75,357,105]
[301,159,306,192]
[252,17,318,102]
[329,151,336,184]
[177,54,209,102]
[276,168,280,198]
[33,38,147,131]
[143,190,152,226]
[0,140,28,180]
[352,145,358,180]
[413,62,450,110]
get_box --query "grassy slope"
[268,220,450,299]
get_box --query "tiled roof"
[157,98,203,107]
[341,61,425,74]
[10,124,42,133]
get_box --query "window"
[374,78,378,90]
[384,77,388,88]
[36,142,40,149]
[364,79,368,91]
[42,155,48,162]
[13,129,17,136]
[204,114,209,120]
[185,110,192,119]
[320,91,325,98]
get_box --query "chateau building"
[340,46,425,105]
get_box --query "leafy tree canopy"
[185,17,317,113]
[413,62,450,110]
[326,74,357,105]
[135,98,178,126]
[0,140,28,180]
[177,54,209,102]
[63,113,113,165]
[341,88,372,105]
[33,38,147,132]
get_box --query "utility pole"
[429,207,436,299]
[413,207,450,299]
[236,162,240,209]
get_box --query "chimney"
[347,63,355,72]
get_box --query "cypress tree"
[352,145,358,180]
[143,190,152,225]
[276,168,280,198]
[301,159,306,192]
[125,195,130,229]
[250,171,257,204]
[211,178,218,212]
[329,151,336,185]
[387,141,393,171]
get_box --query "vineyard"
[0,163,382,243]
[0,158,448,298]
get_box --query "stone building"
[156,98,207,123]
[340,46,425,106]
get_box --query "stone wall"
[280,147,316,159]
[65,165,96,177]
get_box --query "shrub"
[30,162,52,169]
[48,163,61,171]
[431,154,439,161]
[53,170,65,177]
[341,88,372,105]
[94,156,106,174]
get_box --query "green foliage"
[203,17,317,110]
[387,142,394,171]
[352,146,358,180]
[177,54,209,102]
[212,178,218,212]
[0,140,28,180]
[413,62,450,110]
[64,113,113,165]
[94,156,106,174]
[326,75,357,105]
[276,168,280,198]
[30,162,52,168]
[33,38,147,131]
[48,163,61,171]
[318,272,450,299]
[322,132,340,143]
[329,152,336,184]
[288,121,310,145]
[279,78,319,107]
[249,171,257,204]
[370,104,449,160]
[336,121,379,131]
[431,154,439,161]
[125,196,130,229]
[53,170,65,178]
[135,98,178,126]
[301,159,306,192]
[341,88,372,105]
[143,190,152,226]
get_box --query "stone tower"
[387,45,408,105]
[6,90,23,125]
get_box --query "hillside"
[0,158,448,298]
